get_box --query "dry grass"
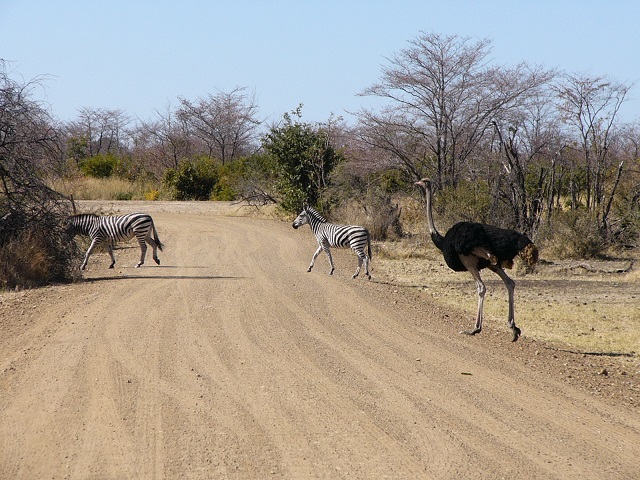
[0,229,77,289]
[49,176,165,201]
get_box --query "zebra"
[292,206,372,279]
[67,213,163,270]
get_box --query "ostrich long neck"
[424,183,445,250]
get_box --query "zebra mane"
[305,206,327,223]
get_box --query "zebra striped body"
[67,213,163,270]
[292,206,372,279]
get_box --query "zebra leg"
[80,238,101,270]
[146,232,160,265]
[107,242,116,269]
[352,255,363,279]
[308,245,323,272]
[151,241,160,265]
[352,248,372,280]
[324,246,335,275]
[364,253,371,280]
[136,237,147,268]
[352,253,371,279]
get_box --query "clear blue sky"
[2,0,640,125]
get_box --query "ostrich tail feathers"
[519,243,539,266]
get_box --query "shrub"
[79,153,122,178]
[115,191,133,200]
[539,210,605,258]
[0,210,80,289]
[210,163,238,201]
[436,180,492,225]
[339,193,402,241]
[144,189,160,201]
[163,157,218,200]
[262,111,344,212]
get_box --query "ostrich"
[414,178,538,342]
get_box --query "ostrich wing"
[449,222,492,255]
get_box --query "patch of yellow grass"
[50,176,166,201]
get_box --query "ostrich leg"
[490,265,521,342]
[460,258,485,336]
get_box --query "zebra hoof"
[109,265,115,269]
[154,258,160,265]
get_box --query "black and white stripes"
[67,213,163,270]
[292,206,372,279]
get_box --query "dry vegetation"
[49,176,164,201]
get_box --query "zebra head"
[65,215,79,240]
[65,214,95,239]
[292,208,309,229]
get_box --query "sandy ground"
[1,201,639,479]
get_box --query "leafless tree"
[177,87,261,164]
[487,92,566,234]
[357,32,554,187]
[0,61,78,286]
[554,73,631,224]
[65,107,131,160]
[133,104,193,177]
[1,63,61,212]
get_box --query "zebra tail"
[153,222,164,251]
[367,235,372,261]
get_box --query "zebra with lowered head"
[292,206,372,279]
[67,213,163,270]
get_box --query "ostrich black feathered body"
[434,221,534,272]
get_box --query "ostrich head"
[414,178,432,191]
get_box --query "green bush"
[79,153,122,178]
[262,111,344,213]
[210,163,238,201]
[163,157,218,200]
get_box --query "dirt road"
[1,202,639,479]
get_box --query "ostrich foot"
[460,328,481,336]
[511,326,521,342]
